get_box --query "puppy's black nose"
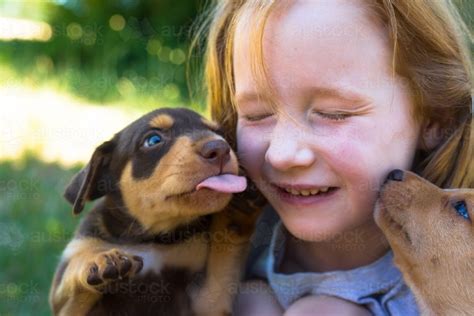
[199,140,230,165]
[386,169,404,182]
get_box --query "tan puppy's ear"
[418,120,442,151]
[64,140,116,215]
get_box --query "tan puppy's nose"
[199,140,230,166]
[385,169,404,183]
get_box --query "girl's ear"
[418,120,442,151]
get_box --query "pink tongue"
[196,174,247,193]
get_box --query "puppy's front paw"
[85,249,143,288]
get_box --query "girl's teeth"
[283,187,330,196]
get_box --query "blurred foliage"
[0,153,81,315]
[0,0,471,111]
[0,0,205,110]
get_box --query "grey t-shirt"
[246,207,419,315]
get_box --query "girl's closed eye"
[237,103,275,123]
[313,111,351,121]
[241,113,274,122]
[309,102,374,122]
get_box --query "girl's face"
[234,0,422,241]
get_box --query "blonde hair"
[197,0,473,188]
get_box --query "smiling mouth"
[273,185,339,197]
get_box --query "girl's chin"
[281,213,383,245]
[282,218,349,242]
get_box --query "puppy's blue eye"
[454,201,470,220]
[144,134,162,148]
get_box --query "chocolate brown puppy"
[375,170,473,316]
[49,108,266,316]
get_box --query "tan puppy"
[375,169,473,316]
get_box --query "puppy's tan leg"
[193,191,266,316]
[49,238,143,316]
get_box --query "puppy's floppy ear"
[64,140,116,215]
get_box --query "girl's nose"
[265,123,316,171]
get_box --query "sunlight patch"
[0,17,52,42]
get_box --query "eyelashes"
[314,111,350,121]
[241,114,273,122]
[239,110,352,123]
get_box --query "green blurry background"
[0,0,204,314]
[0,0,205,108]
[0,0,472,315]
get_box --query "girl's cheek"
[332,141,367,176]
[327,134,381,190]
[236,125,267,176]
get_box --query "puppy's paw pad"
[102,263,119,279]
[86,264,103,286]
[85,249,143,287]
[103,250,143,279]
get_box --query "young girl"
[200,0,472,314]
